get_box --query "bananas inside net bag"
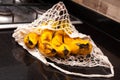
[12,2,114,78]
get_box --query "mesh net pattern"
[29,2,79,38]
[12,2,114,78]
[48,43,110,68]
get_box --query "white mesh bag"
[12,2,114,78]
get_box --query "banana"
[38,41,56,57]
[72,38,92,55]
[51,30,71,58]
[64,35,79,54]
[24,32,38,49]
[64,34,92,55]
[55,44,71,58]
[38,29,56,57]
[78,42,92,55]
[40,29,55,42]
[51,30,64,47]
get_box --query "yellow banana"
[40,29,54,42]
[72,38,92,55]
[64,34,92,55]
[64,35,79,54]
[51,30,64,47]
[38,41,56,57]
[51,30,71,58]
[55,44,71,58]
[24,32,38,49]
[38,29,56,57]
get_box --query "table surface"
[0,27,119,80]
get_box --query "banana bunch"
[24,29,92,58]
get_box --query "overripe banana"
[24,29,92,58]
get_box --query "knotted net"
[12,2,114,78]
